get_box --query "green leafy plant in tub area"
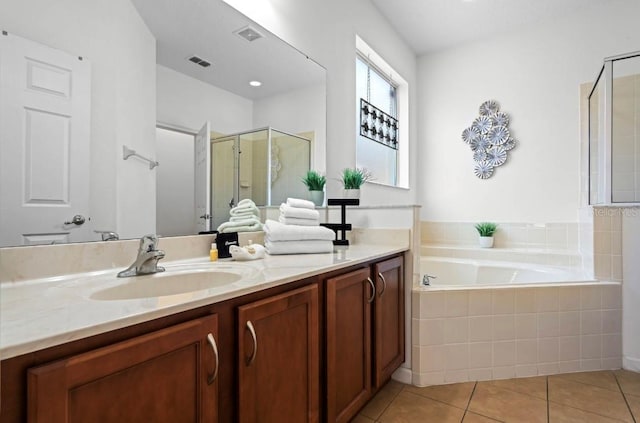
[302,170,326,191]
[475,222,498,237]
[340,168,373,189]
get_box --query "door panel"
[194,121,211,233]
[326,267,372,423]
[238,284,319,423]
[374,256,405,387]
[0,33,91,246]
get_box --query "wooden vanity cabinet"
[27,314,220,423]
[237,284,319,423]
[325,255,405,423]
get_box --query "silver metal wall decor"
[462,100,517,179]
[360,99,399,150]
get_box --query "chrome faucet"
[422,274,437,286]
[117,234,165,277]
[95,230,119,241]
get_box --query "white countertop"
[0,244,405,360]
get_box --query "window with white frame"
[355,36,408,188]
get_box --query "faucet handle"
[139,234,160,252]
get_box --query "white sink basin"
[90,265,253,301]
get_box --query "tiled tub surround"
[412,283,622,386]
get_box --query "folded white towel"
[279,203,320,220]
[230,214,259,222]
[264,219,334,242]
[286,198,316,210]
[265,240,334,255]
[278,215,319,226]
[217,217,262,233]
[230,205,260,217]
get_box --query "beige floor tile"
[486,376,548,400]
[403,381,475,409]
[553,371,620,392]
[360,380,404,420]
[615,369,640,396]
[351,415,375,423]
[626,393,640,420]
[549,402,624,422]
[378,391,465,423]
[462,411,503,422]
[548,377,633,423]
[468,384,547,423]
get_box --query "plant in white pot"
[339,168,372,199]
[301,170,326,206]
[475,222,498,248]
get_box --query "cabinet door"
[326,267,373,423]
[27,314,219,423]
[374,256,405,387]
[238,284,319,423]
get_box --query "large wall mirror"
[0,0,326,247]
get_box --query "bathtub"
[412,254,622,386]
[420,256,591,288]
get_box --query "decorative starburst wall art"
[461,100,517,179]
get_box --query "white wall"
[417,1,640,223]
[0,0,157,238]
[623,210,640,371]
[253,83,326,172]
[157,64,253,134]
[223,0,418,205]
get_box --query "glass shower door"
[211,136,237,230]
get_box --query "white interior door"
[194,121,211,233]
[0,33,91,247]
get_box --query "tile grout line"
[372,383,406,422]
[459,382,478,422]
[546,376,550,423]
[613,371,638,423]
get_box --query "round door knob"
[64,215,86,225]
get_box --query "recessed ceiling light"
[249,80,262,87]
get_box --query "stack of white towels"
[217,199,263,233]
[264,198,335,255]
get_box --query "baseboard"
[391,366,412,385]
[623,356,640,372]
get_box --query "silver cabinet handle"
[366,277,376,304]
[64,214,85,225]
[206,333,219,384]
[378,272,387,297]
[246,320,257,366]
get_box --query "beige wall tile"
[516,339,538,365]
[492,315,516,341]
[538,337,560,363]
[515,289,536,313]
[469,290,493,316]
[558,360,581,373]
[538,312,560,338]
[559,336,581,361]
[602,309,622,334]
[445,291,469,317]
[558,286,581,311]
[536,288,559,312]
[420,318,445,346]
[469,342,493,369]
[444,317,469,344]
[492,290,515,314]
[581,310,603,335]
[559,311,580,337]
[470,316,493,342]
[601,284,622,309]
[516,314,538,339]
[446,344,469,370]
[581,286,602,309]
[493,341,516,367]
[602,333,622,358]
[581,335,603,360]
[421,291,446,318]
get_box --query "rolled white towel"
[265,240,334,255]
[264,219,334,242]
[286,198,316,210]
[278,215,319,226]
[217,217,262,233]
[279,203,320,220]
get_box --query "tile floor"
[353,370,640,422]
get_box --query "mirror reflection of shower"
[211,127,311,229]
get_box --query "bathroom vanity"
[0,245,405,423]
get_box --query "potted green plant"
[301,170,326,206]
[475,222,498,248]
[339,168,372,199]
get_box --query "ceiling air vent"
[187,55,211,68]
[233,25,264,42]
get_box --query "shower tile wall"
[592,208,623,282]
[411,283,623,386]
[612,74,640,202]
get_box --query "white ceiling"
[131,0,324,100]
[370,0,612,55]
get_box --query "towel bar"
[123,145,159,169]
